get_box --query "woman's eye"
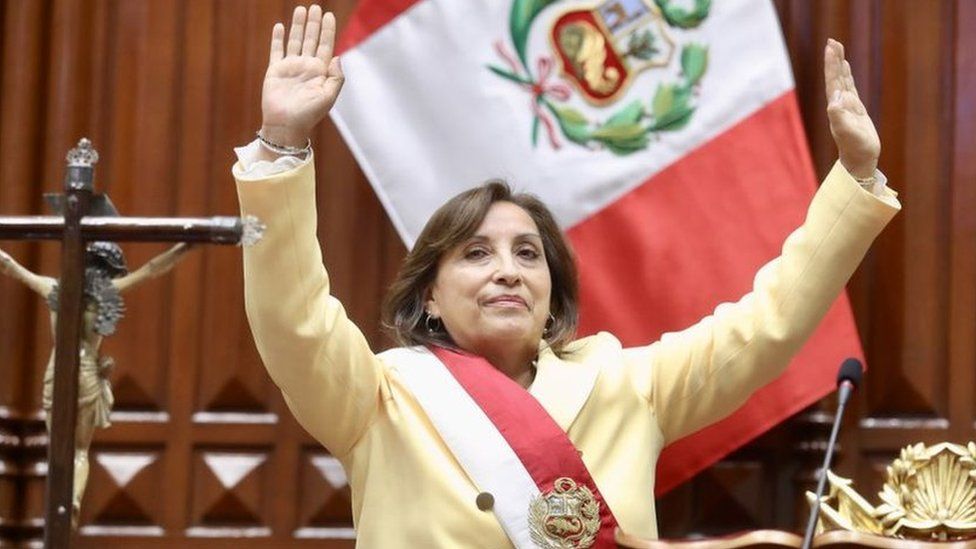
[517,248,540,260]
[464,248,489,260]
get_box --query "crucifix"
[0,139,263,548]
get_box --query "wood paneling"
[0,0,972,545]
[0,1,367,545]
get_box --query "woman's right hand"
[260,4,344,148]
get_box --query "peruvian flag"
[332,0,864,494]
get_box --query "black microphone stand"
[800,378,856,549]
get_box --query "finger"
[832,38,845,59]
[841,59,862,100]
[302,5,323,56]
[286,6,307,56]
[316,12,337,63]
[322,56,345,102]
[327,56,343,79]
[823,39,844,101]
[268,23,285,65]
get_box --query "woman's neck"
[481,347,536,389]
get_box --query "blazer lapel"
[529,346,599,432]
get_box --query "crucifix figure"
[0,237,194,525]
[0,138,263,547]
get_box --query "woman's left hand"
[824,39,880,180]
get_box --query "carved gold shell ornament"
[808,442,976,541]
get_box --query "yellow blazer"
[236,160,899,548]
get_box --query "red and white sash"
[383,345,618,548]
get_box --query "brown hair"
[382,180,579,355]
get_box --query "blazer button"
[476,492,494,511]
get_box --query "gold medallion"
[528,477,601,548]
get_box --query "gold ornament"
[808,442,976,541]
[529,477,602,548]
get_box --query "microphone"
[836,358,863,408]
[801,358,863,549]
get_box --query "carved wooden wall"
[0,0,972,546]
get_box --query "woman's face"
[426,201,552,357]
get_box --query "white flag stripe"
[332,0,794,247]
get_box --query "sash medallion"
[529,477,602,548]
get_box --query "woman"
[235,5,900,548]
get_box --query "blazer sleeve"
[235,159,385,457]
[625,161,900,444]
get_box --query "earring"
[425,313,442,333]
[543,312,555,338]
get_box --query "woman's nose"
[492,253,522,285]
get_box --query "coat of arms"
[529,477,602,548]
[489,0,711,155]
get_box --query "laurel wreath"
[490,0,711,155]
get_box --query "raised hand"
[261,5,344,148]
[824,39,880,180]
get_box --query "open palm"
[824,39,880,180]
[261,5,343,147]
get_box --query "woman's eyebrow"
[467,232,542,242]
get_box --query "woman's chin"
[479,321,539,345]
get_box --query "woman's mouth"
[484,295,528,309]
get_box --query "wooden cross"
[0,139,262,548]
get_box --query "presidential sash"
[384,345,618,549]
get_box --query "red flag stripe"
[565,91,865,494]
[568,91,817,340]
[337,0,422,54]
[656,298,861,494]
